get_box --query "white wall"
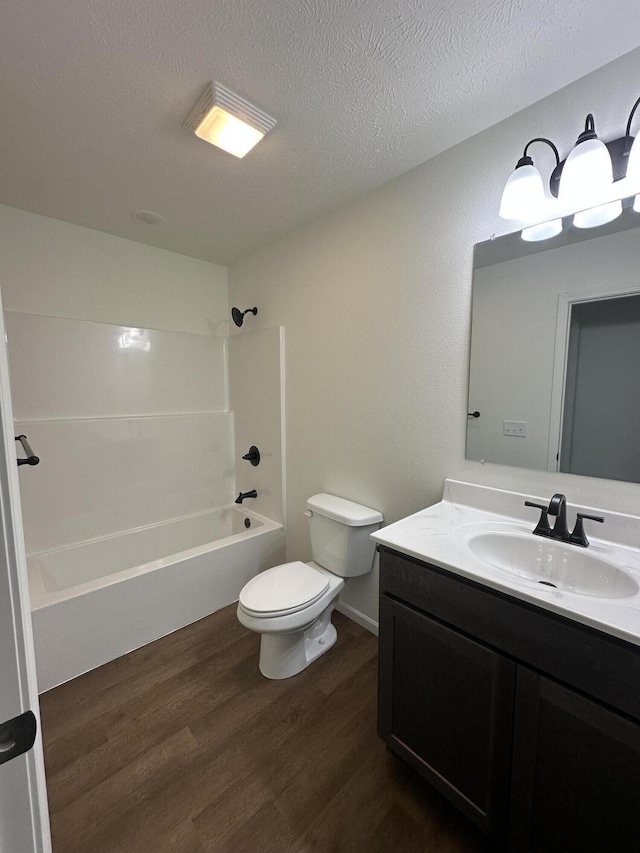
[229,47,640,627]
[0,205,228,334]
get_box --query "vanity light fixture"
[183,83,277,159]
[500,95,640,237]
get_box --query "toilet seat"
[238,561,330,617]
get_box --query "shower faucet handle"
[241,446,261,466]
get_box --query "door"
[558,293,640,481]
[378,596,515,842]
[0,293,52,852]
[509,667,640,853]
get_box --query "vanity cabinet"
[378,595,515,841]
[378,546,640,853]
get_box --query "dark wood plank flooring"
[39,605,488,852]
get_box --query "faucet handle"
[524,501,552,536]
[570,513,604,548]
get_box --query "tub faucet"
[235,489,257,504]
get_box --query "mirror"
[467,201,640,483]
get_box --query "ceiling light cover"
[184,83,277,158]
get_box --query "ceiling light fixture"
[183,82,277,159]
[500,95,640,239]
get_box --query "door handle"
[0,711,37,766]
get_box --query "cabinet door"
[378,596,515,838]
[509,667,640,853]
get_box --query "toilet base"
[258,602,338,679]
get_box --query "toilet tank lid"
[306,493,383,526]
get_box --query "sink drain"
[538,580,557,588]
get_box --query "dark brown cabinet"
[378,546,640,853]
[379,596,514,840]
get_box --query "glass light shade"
[559,138,613,209]
[520,218,562,242]
[499,164,545,220]
[573,200,622,229]
[195,106,265,158]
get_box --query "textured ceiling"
[1,1,640,265]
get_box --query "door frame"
[547,281,640,472]
[0,289,51,851]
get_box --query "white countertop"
[372,480,640,647]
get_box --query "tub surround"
[15,412,234,554]
[8,312,234,554]
[2,254,287,693]
[9,312,287,691]
[6,312,228,419]
[229,326,286,527]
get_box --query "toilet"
[237,493,383,679]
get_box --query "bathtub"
[28,507,284,692]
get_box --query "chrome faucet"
[525,493,604,547]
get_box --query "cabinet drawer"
[380,546,640,722]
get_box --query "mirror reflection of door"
[559,293,640,481]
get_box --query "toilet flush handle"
[304,510,312,518]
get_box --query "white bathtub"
[28,507,284,692]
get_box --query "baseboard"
[335,601,378,636]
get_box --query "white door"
[0,292,52,852]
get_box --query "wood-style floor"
[39,605,489,853]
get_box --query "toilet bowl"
[237,561,344,679]
[237,493,383,679]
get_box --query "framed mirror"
[467,201,640,483]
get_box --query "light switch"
[503,420,527,437]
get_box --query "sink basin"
[467,532,639,599]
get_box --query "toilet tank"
[305,493,383,577]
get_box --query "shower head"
[231,306,258,327]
